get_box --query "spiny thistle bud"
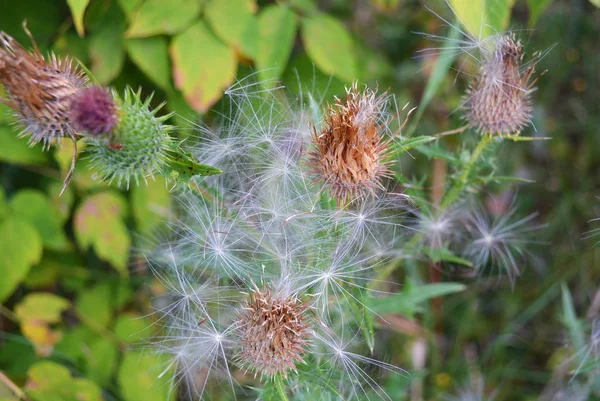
[70,86,117,136]
[309,84,396,202]
[86,88,173,187]
[0,29,87,149]
[237,286,310,377]
[463,34,539,136]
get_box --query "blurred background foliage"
[0,0,599,400]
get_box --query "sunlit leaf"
[67,0,91,37]
[118,351,174,401]
[527,0,553,26]
[15,293,70,323]
[118,0,144,19]
[0,126,49,165]
[85,338,118,386]
[126,37,172,90]
[76,281,125,327]
[301,13,358,83]
[170,21,237,112]
[131,176,171,235]
[0,219,43,303]
[205,0,257,57]
[89,4,127,84]
[73,191,130,274]
[126,0,202,38]
[114,313,153,343]
[255,5,297,85]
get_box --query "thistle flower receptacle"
[0,30,88,148]
[463,34,539,136]
[86,88,173,187]
[237,286,310,377]
[70,86,117,136]
[309,84,395,202]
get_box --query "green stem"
[274,374,289,401]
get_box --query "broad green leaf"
[47,183,75,225]
[590,0,600,7]
[73,191,130,274]
[205,0,257,56]
[449,0,488,39]
[393,136,437,155]
[118,0,144,18]
[55,326,97,362]
[10,190,71,251]
[76,281,127,327]
[255,5,298,85]
[26,361,72,393]
[126,37,172,90]
[485,0,515,35]
[114,313,153,343]
[301,13,358,83]
[85,338,118,386]
[170,21,237,112]
[282,54,346,100]
[415,143,459,164]
[70,378,103,401]
[164,144,222,185]
[131,176,171,235]
[126,0,201,38]
[89,5,127,84]
[118,351,174,401]
[67,0,91,36]
[0,126,49,165]
[166,89,200,128]
[15,293,70,324]
[0,187,7,222]
[370,281,466,318]
[0,218,43,303]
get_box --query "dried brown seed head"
[309,84,393,202]
[463,34,539,136]
[0,30,88,149]
[237,287,310,377]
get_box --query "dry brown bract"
[463,34,540,136]
[237,287,310,377]
[310,84,394,203]
[0,28,87,149]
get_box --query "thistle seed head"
[237,287,310,377]
[463,34,539,136]
[309,83,392,202]
[0,30,88,149]
[70,86,117,136]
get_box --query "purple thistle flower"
[70,86,117,136]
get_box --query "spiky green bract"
[86,88,173,188]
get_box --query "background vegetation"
[0,0,598,400]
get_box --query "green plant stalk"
[274,374,289,401]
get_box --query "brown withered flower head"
[237,286,310,378]
[0,28,88,149]
[463,34,541,136]
[310,83,400,202]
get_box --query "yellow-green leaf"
[205,0,257,57]
[15,293,70,324]
[118,351,174,401]
[85,338,118,386]
[256,5,297,85]
[0,218,43,303]
[67,0,91,36]
[301,13,358,83]
[126,37,172,90]
[527,0,553,26]
[113,313,153,343]
[0,126,49,165]
[131,176,171,235]
[10,190,71,251]
[73,192,130,274]
[126,0,202,38]
[170,21,237,112]
[449,0,514,40]
[89,6,127,84]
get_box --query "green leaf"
[26,361,72,393]
[424,247,474,267]
[131,176,171,235]
[415,143,458,164]
[126,0,201,38]
[0,218,43,303]
[15,293,70,324]
[164,144,222,185]
[301,13,358,83]
[70,378,103,401]
[255,5,298,85]
[10,190,71,251]
[73,192,130,274]
[170,21,237,112]
[47,182,75,225]
[485,0,515,34]
[55,326,97,362]
[113,313,153,343]
[118,0,144,19]
[370,281,466,318]
[590,0,600,7]
[126,37,172,90]
[118,351,174,401]
[205,0,257,56]
[89,5,127,84]
[67,0,91,37]
[449,0,514,40]
[393,136,437,155]
[0,187,7,222]
[85,338,118,386]
[0,126,49,165]
[560,283,585,351]
[76,280,130,328]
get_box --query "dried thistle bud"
[463,34,539,136]
[0,30,88,149]
[237,287,310,377]
[310,84,393,202]
[70,86,117,136]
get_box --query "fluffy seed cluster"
[70,86,117,136]
[0,31,87,148]
[310,84,393,202]
[463,34,538,135]
[86,88,173,187]
[238,287,310,377]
